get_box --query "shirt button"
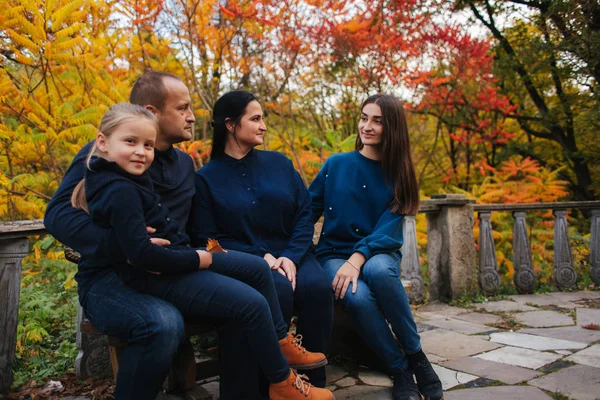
[252,201,256,205]
[158,203,162,207]
[325,174,328,178]
[166,217,170,221]
[247,188,251,191]
[363,185,366,188]
[356,229,359,232]
[242,173,246,177]
[329,207,332,210]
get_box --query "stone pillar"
[426,194,477,301]
[75,305,111,379]
[400,215,425,303]
[512,211,535,294]
[553,210,577,289]
[0,238,28,394]
[590,210,600,285]
[478,212,500,295]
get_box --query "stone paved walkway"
[197,291,600,400]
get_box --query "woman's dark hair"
[356,94,419,215]
[211,90,258,159]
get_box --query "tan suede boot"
[269,369,335,400]
[279,333,327,369]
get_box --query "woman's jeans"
[81,250,290,400]
[322,253,421,373]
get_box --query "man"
[45,71,197,398]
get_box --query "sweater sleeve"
[308,160,327,224]
[189,174,269,255]
[354,207,404,260]
[279,167,313,265]
[101,183,200,273]
[44,142,109,258]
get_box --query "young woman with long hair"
[308,94,443,400]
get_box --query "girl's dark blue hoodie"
[76,157,199,295]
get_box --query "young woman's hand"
[274,256,297,291]
[332,263,359,300]
[197,250,213,269]
[263,253,277,268]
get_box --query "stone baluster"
[512,211,535,293]
[478,212,500,295]
[427,194,477,301]
[74,305,111,379]
[553,210,577,289]
[0,238,29,394]
[590,210,600,285]
[400,215,425,303]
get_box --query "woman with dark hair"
[308,94,443,400]
[189,91,334,398]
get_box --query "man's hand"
[147,226,170,246]
[264,253,277,268]
[274,256,297,291]
[197,250,213,269]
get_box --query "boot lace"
[293,372,312,396]
[292,334,307,353]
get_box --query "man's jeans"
[81,250,290,399]
[322,253,421,373]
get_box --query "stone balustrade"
[2,197,600,392]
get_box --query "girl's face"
[96,119,157,175]
[358,103,384,147]
[228,100,267,149]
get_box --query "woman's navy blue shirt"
[189,149,313,266]
[79,157,199,292]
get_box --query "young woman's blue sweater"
[308,151,405,263]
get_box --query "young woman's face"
[358,103,384,147]
[97,119,156,175]
[228,100,267,149]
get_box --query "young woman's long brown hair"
[355,94,419,215]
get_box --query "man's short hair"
[129,71,183,111]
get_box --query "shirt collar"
[155,146,178,162]
[221,148,255,169]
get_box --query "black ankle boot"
[407,351,443,400]
[392,368,421,400]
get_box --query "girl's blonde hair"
[71,103,159,212]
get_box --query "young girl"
[308,95,442,400]
[71,103,334,400]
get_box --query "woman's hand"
[274,256,297,291]
[197,250,213,269]
[264,253,277,268]
[332,263,360,300]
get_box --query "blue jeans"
[82,250,290,400]
[219,253,334,399]
[322,253,421,373]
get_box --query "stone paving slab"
[514,310,575,327]
[577,307,600,326]
[490,331,588,350]
[475,346,561,369]
[546,291,600,302]
[415,301,469,319]
[444,386,553,400]
[520,325,600,344]
[528,364,600,400]
[326,365,348,384]
[566,344,600,368]
[357,371,392,387]
[335,377,357,387]
[420,329,502,359]
[475,300,537,312]
[422,317,492,335]
[441,356,543,384]
[454,312,503,326]
[426,353,447,363]
[431,364,478,390]
[332,385,393,399]
[509,294,562,306]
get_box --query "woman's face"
[358,103,383,147]
[230,100,266,149]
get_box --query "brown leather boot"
[279,333,327,369]
[269,369,335,400]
